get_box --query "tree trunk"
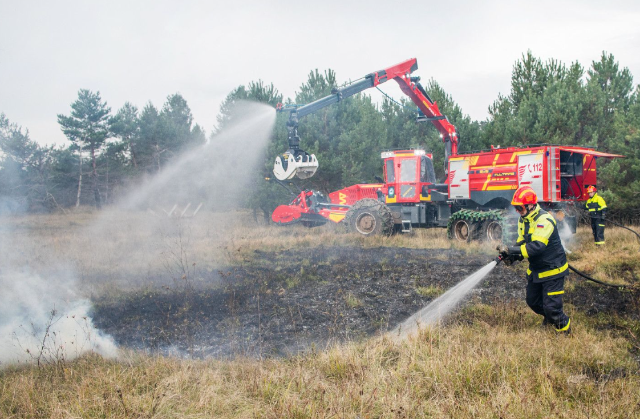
[91,144,102,209]
[76,146,83,207]
[105,154,109,204]
[155,145,162,172]
[130,140,138,168]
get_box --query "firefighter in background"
[585,185,607,245]
[499,186,571,334]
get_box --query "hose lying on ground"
[496,256,633,289]
[568,264,632,289]
[604,218,640,243]
[569,218,639,288]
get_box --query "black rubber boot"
[555,319,572,335]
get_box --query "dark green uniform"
[516,205,571,332]
[585,193,607,245]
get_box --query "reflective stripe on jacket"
[585,193,607,217]
[516,205,568,282]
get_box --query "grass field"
[1,210,639,418]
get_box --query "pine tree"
[0,114,56,211]
[57,89,111,208]
[109,102,140,169]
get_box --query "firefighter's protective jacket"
[585,193,607,218]
[516,205,568,283]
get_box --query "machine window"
[385,159,395,182]
[400,159,417,182]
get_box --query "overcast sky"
[1,0,639,146]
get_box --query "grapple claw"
[273,151,318,181]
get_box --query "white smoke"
[0,101,277,366]
[0,268,118,366]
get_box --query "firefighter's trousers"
[526,274,570,332]
[590,216,605,245]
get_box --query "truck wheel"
[451,218,472,241]
[344,199,394,236]
[447,210,481,242]
[479,212,505,241]
[481,220,503,241]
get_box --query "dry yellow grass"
[1,211,639,418]
[566,224,640,286]
[1,306,638,418]
[1,208,493,293]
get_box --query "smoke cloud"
[0,269,118,365]
[0,101,276,366]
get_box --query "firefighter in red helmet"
[499,185,571,334]
[585,185,607,245]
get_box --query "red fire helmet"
[511,185,538,206]
[587,185,597,193]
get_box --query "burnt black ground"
[91,246,639,358]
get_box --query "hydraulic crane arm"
[392,71,459,163]
[273,58,459,181]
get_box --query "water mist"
[392,260,498,340]
[0,101,276,366]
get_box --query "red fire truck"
[271,59,623,241]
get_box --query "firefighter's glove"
[496,245,511,265]
[497,245,523,266]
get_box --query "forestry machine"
[273,59,458,181]
[271,58,624,242]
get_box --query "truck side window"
[421,156,436,183]
[385,159,395,183]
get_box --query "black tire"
[447,210,485,242]
[479,213,505,242]
[447,211,474,242]
[343,198,394,236]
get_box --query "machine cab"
[381,150,435,204]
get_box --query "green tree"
[485,52,589,147]
[48,146,82,207]
[216,80,282,132]
[57,89,111,208]
[109,102,140,169]
[597,84,640,220]
[484,51,640,220]
[0,114,56,212]
[137,103,163,172]
[159,93,205,156]
[586,52,635,150]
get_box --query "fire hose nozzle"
[494,245,507,265]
